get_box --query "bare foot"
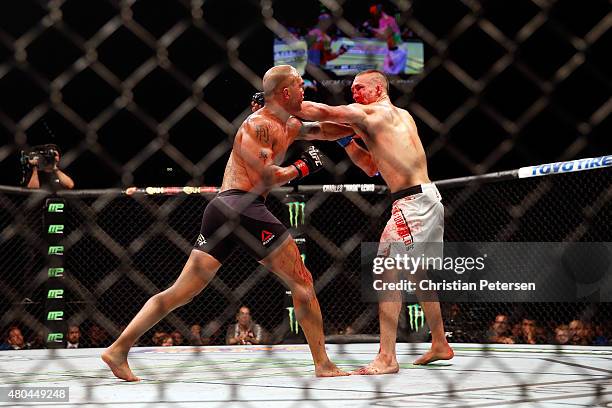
[351,353,399,375]
[413,344,454,365]
[315,361,350,377]
[101,347,140,382]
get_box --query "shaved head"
[261,65,304,112]
[355,69,389,93]
[263,65,299,97]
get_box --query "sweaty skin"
[101,65,353,381]
[220,110,297,195]
[293,75,429,193]
[290,71,454,373]
[220,98,354,196]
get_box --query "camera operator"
[22,144,74,190]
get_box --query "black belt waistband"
[217,189,266,204]
[391,185,423,202]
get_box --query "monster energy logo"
[286,202,305,228]
[47,311,64,321]
[407,304,425,331]
[48,267,64,277]
[48,224,64,234]
[47,333,63,342]
[48,246,64,255]
[48,203,64,212]
[286,307,299,334]
[48,289,64,299]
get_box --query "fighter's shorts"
[194,189,289,263]
[378,183,444,260]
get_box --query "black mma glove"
[251,92,264,106]
[292,146,324,179]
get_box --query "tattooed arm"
[238,119,299,189]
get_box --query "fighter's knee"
[293,264,314,286]
[291,283,316,305]
[150,292,170,310]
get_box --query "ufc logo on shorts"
[307,146,322,166]
[196,234,207,247]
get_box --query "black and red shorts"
[194,189,289,263]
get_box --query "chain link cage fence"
[1,164,610,349]
[0,0,609,187]
[0,0,611,405]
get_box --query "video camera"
[20,144,61,170]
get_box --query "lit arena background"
[0,0,610,407]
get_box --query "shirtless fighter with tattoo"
[102,65,353,380]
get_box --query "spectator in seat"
[86,324,110,348]
[486,314,514,344]
[554,324,570,345]
[66,325,82,349]
[514,318,540,344]
[0,326,30,350]
[151,331,167,346]
[592,323,609,346]
[171,330,185,346]
[160,335,174,347]
[28,330,46,349]
[226,306,266,345]
[569,320,593,345]
[188,324,211,346]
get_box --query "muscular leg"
[102,250,221,381]
[413,268,454,365]
[353,267,401,375]
[354,266,453,374]
[260,237,348,377]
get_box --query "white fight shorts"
[378,183,444,259]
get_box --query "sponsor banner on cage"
[124,186,220,195]
[518,155,612,179]
[322,184,377,193]
[361,242,612,302]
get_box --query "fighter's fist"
[292,145,324,179]
[251,92,264,112]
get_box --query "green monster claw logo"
[286,202,305,228]
[286,307,299,334]
[407,304,425,331]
